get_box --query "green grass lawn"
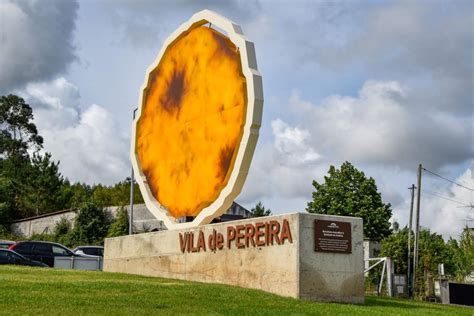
[0,266,471,315]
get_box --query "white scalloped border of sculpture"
[130,10,263,230]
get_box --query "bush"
[107,206,129,237]
[53,217,74,248]
[28,233,55,242]
[0,226,18,241]
[53,217,71,237]
[0,177,15,230]
[70,202,111,245]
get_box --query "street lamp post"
[129,108,138,235]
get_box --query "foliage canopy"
[307,161,392,240]
[107,206,129,238]
[380,226,474,295]
[251,202,272,217]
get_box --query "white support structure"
[386,257,394,297]
[365,257,386,273]
[364,257,394,297]
[379,259,386,296]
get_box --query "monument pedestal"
[104,213,364,304]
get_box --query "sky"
[0,0,472,239]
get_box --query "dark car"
[0,249,48,267]
[9,241,82,267]
[73,246,104,257]
[0,240,14,249]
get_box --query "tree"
[452,227,474,281]
[1,152,67,219]
[0,176,15,229]
[107,207,129,237]
[91,184,113,207]
[0,94,43,157]
[0,95,146,226]
[25,153,65,215]
[70,202,111,245]
[251,202,272,217]
[53,217,73,247]
[381,228,452,274]
[380,227,467,296]
[380,227,410,274]
[53,217,71,237]
[0,95,69,219]
[445,238,463,281]
[306,162,392,240]
[67,182,93,209]
[91,178,144,207]
[392,221,400,233]
[0,95,45,220]
[109,177,144,206]
[418,229,453,277]
[1,153,32,219]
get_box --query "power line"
[423,190,469,206]
[422,168,474,192]
[422,189,472,207]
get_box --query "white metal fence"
[54,256,102,271]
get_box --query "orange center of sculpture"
[136,26,247,218]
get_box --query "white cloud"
[239,119,323,205]
[423,164,474,239]
[297,1,473,114]
[239,79,472,240]
[20,78,80,129]
[103,0,261,50]
[271,119,320,166]
[290,80,473,169]
[19,78,129,185]
[0,0,78,93]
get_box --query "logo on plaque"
[314,220,352,254]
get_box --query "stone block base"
[104,212,364,304]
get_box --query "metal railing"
[54,256,103,271]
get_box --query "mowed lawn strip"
[0,266,471,315]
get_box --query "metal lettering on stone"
[178,219,293,253]
[130,10,263,229]
[314,220,352,254]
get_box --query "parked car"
[0,240,14,249]
[9,241,85,267]
[73,246,104,257]
[0,249,48,267]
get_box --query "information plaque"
[314,220,352,254]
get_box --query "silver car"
[73,246,104,257]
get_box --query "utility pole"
[129,108,138,235]
[407,184,416,298]
[413,164,422,295]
